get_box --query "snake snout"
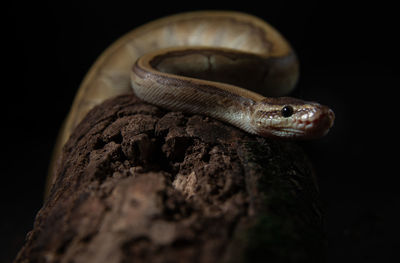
[306,106,335,138]
[324,108,335,135]
[327,109,335,128]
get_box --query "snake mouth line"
[293,120,315,130]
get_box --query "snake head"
[251,97,335,139]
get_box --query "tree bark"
[15,94,325,263]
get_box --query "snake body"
[49,11,334,191]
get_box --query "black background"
[2,1,397,262]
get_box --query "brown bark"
[15,94,324,263]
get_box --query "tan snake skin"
[47,11,334,195]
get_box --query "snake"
[47,11,334,193]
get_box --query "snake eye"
[281,105,294,118]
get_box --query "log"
[15,94,324,263]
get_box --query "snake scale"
[48,11,334,193]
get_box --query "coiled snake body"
[49,11,334,191]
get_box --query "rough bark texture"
[15,94,324,263]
